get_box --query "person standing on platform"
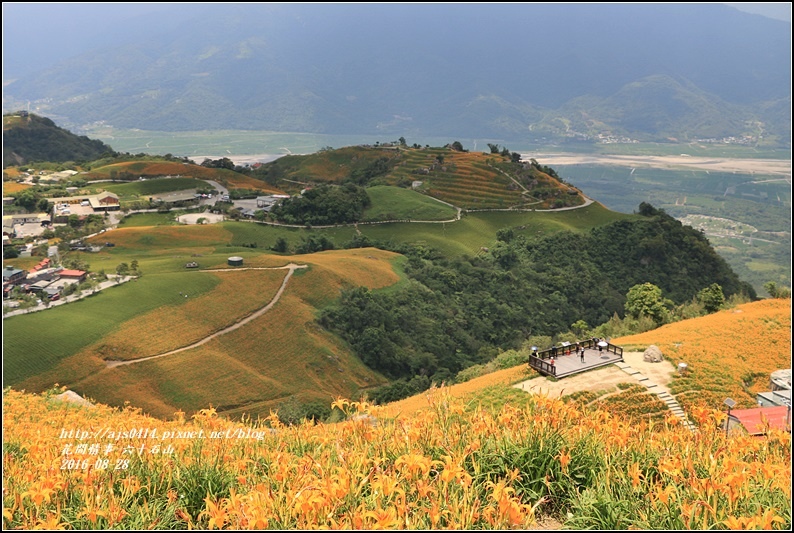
[580,347,585,363]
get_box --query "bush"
[276,398,332,426]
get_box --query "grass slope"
[363,186,457,221]
[4,234,404,420]
[84,159,285,193]
[614,298,791,411]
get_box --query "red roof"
[730,406,790,435]
[59,269,86,278]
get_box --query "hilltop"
[252,143,584,210]
[2,112,116,166]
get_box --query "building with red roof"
[58,269,87,283]
[727,406,791,436]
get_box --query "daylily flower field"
[2,300,790,529]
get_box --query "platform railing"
[528,338,623,376]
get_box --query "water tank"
[228,256,244,267]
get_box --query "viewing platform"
[528,338,623,378]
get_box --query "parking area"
[12,222,50,238]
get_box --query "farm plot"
[358,203,630,257]
[77,346,294,420]
[221,172,285,193]
[75,269,288,361]
[89,225,232,253]
[116,212,180,227]
[97,177,206,198]
[2,181,31,194]
[223,221,357,251]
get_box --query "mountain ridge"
[3,4,789,145]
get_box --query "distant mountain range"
[2,4,790,146]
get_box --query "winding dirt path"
[104,264,307,368]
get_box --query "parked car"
[50,294,60,301]
[105,242,115,247]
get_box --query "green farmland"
[100,202,630,260]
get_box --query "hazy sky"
[725,2,791,21]
[2,3,790,79]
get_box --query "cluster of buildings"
[48,192,120,221]
[3,258,87,303]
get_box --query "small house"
[3,266,27,285]
[58,269,87,283]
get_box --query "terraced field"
[388,149,529,209]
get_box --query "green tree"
[571,320,590,337]
[37,198,51,212]
[763,281,791,299]
[496,228,514,243]
[450,141,464,152]
[625,283,672,325]
[697,283,725,313]
[115,262,130,277]
[487,143,500,154]
[271,237,289,253]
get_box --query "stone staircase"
[615,361,697,432]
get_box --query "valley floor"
[523,153,791,176]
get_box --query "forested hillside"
[2,113,116,166]
[322,203,755,403]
